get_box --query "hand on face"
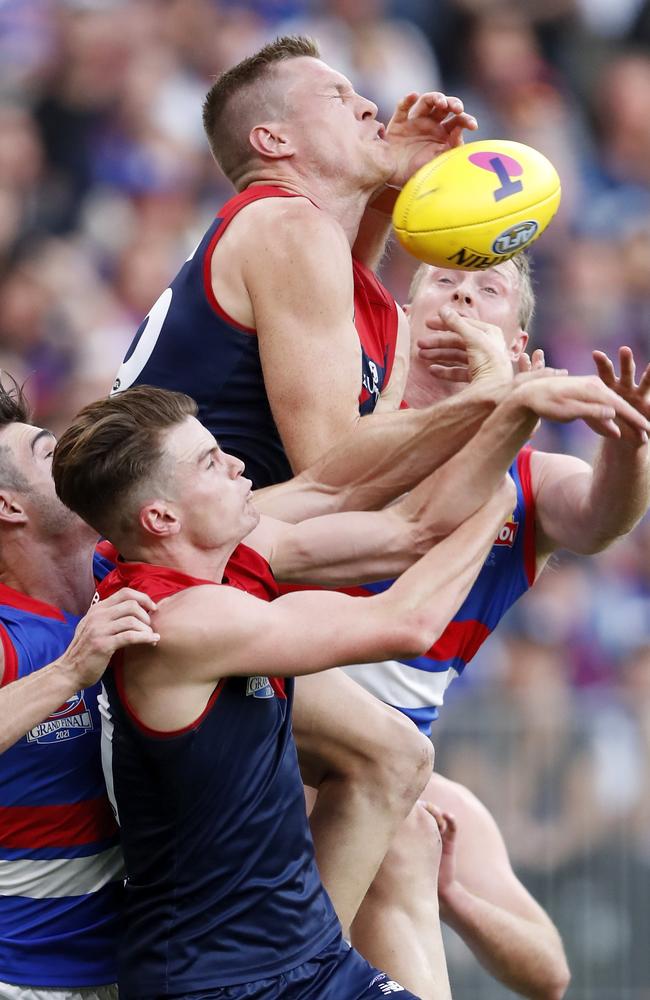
[592,346,650,445]
[385,91,478,188]
[417,305,514,385]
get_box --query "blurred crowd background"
[1,0,649,996]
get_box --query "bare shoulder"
[153,583,259,648]
[529,449,591,492]
[428,772,494,823]
[234,195,350,257]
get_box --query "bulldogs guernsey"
[0,542,122,988]
[111,185,398,489]
[342,449,536,735]
[97,543,340,996]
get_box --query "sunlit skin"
[129,416,259,581]
[272,57,393,195]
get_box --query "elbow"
[532,948,571,1000]
[387,611,441,660]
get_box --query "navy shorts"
[172,937,421,999]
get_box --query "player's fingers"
[427,364,470,382]
[531,348,546,370]
[592,350,616,387]
[420,327,466,346]
[441,811,457,837]
[389,92,418,124]
[97,588,158,613]
[106,600,154,626]
[109,614,156,634]
[443,112,478,136]
[619,345,636,386]
[419,800,447,836]
[637,363,650,397]
[419,348,469,365]
[111,628,161,648]
[517,353,532,373]
[407,91,450,120]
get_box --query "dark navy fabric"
[112,185,398,489]
[98,545,341,996]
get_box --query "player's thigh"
[293,669,431,788]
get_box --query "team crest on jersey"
[246,676,275,699]
[26,691,93,744]
[494,517,519,547]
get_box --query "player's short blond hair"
[202,35,319,186]
[407,254,535,330]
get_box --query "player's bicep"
[531,451,593,557]
[244,206,362,471]
[158,585,390,679]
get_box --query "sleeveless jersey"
[111,185,399,488]
[342,449,536,735]
[97,544,340,996]
[0,542,122,988]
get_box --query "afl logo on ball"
[492,221,538,255]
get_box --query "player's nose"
[228,453,246,478]
[452,287,474,307]
[358,94,378,119]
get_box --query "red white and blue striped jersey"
[0,542,122,988]
[112,185,398,489]
[97,544,340,996]
[342,449,536,735]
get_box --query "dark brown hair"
[0,373,32,491]
[53,386,197,539]
[202,35,319,184]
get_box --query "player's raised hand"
[417,305,520,384]
[59,588,160,690]
[593,347,650,444]
[511,374,650,440]
[386,92,478,188]
[517,348,547,373]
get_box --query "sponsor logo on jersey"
[494,518,519,547]
[26,691,94,744]
[246,676,275,699]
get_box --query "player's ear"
[249,122,294,160]
[0,490,28,525]
[402,302,411,317]
[509,328,529,361]
[139,501,181,539]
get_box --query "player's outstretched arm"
[427,779,570,1000]
[532,348,650,560]
[0,588,159,755]
[154,484,512,701]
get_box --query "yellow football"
[392,139,561,270]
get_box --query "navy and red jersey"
[0,542,122,988]
[111,185,399,488]
[341,449,537,735]
[97,543,340,997]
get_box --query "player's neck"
[121,535,238,585]
[0,535,97,614]
[246,173,371,246]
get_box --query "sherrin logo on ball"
[392,139,561,270]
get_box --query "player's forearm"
[256,380,505,524]
[381,486,513,650]
[0,662,82,754]
[352,187,399,271]
[440,883,569,1000]
[579,438,650,550]
[395,392,538,539]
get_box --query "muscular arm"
[131,487,512,732]
[244,198,503,486]
[532,438,649,561]
[433,778,570,1000]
